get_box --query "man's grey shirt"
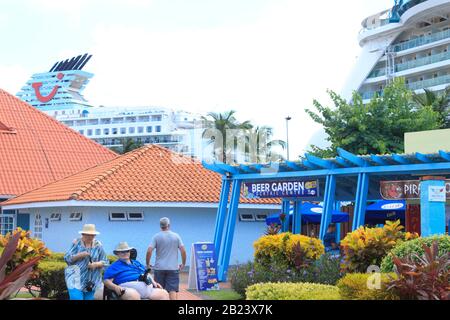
[150,230,184,271]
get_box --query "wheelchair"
[102,248,152,300]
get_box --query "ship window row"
[64,115,163,127]
[95,136,182,146]
[79,126,161,136]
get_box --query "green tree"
[412,87,450,128]
[305,78,441,157]
[202,110,253,163]
[110,138,143,154]
[244,126,287,163]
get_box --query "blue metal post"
[218,179,242,282]
[352,173,369,231]
[213,178,231,256]
[281,200,290,232]
[334,201,341,244]
[320,175,336,240]
[420,177,446,236]
[293,201,302,234]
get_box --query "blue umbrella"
[266,202,349,225]
[365,200,406,224]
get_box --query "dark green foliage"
[305,78,441,157]
[387,241,450,300]
[229,254,343,298]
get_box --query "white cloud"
[84,0,372,157]
[0,64,30,95]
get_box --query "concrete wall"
[22,206,277,266]
[405,129,450,154]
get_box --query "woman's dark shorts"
[154,270,180,292]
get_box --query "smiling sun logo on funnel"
[32,72,65,103]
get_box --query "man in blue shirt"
[323,224,340,254]
[104,242,169,300]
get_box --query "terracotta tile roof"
[3,144,279,206]
[0,88,117,197]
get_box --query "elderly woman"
[64,224,108,300]
[104,242,169,300]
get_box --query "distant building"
[342,0,450,102]
[16,54,205,158]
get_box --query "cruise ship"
[342,0,450,102]
[16,54,204,157]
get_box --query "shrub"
[340,220,418,273]
[246,282,340,300]
[0,231,42,300]
[253,233,324,270]
[337,273,399,300]
[107,255,118,264]
[0,228,51,278]
[386,241,449,300]
[229,254,343,298]
[44,253,65,262]
[26,260,68,300]
[381,235,450,272]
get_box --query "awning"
[365,200,406,224]
[266,202,349,225]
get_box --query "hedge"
[380,235,450,272]
[246,282,340,300]
[336,273,399,300]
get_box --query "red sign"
[380,180,450,200]
[32,73,64,103]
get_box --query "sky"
[0,0,393,159]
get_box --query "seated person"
[323,224,340,253]
[104,242,169,300]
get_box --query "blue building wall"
[24,205,277,266]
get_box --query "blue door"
[17,213,30,231]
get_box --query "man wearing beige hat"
[103,242,169,300]
[64,224,108,300]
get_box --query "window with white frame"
[127,212,144,221]
[0,216,14,235]
[49,213,61,221]
[109,212,127,221]
[34,213,42,239]
[239,213,255,222]
[69,212,83,221]
[255,214,268,222]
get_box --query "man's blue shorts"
[154,270,180,292]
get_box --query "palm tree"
[201,110,253,163]
[412,87,450,128]
[110,138,143,154]
[244,126,287,163]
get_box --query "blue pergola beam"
[285,161,303,171]
[213,179,231,257]
[202,161,227,175]
[302,160,320,170]
[214,163,241,175]
[415,152,432,163]
[238,165,257,174]
[218,179,242,282]
[335,157,352,168]
[438,150,450,161]
[370,154,389,166]
[305,154,336,169]
[337,148,368,167]
[392,154,410,165]
[319,175,336,240]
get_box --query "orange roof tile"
[0,88,117,197]
[4,145,279,206]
